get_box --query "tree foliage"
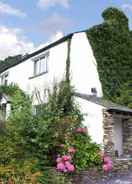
[87,7,132,107]
[116,80,132,108]
[0,55,23,74]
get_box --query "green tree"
[87,7,132,105]
[116,80,132,108]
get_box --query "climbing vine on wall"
[86,7,132,106]
[66,38,72,83]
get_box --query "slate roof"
[74,92,132,114]
[0,28,91,74]
[0,33,74,74]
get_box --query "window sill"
[29,71,48,79]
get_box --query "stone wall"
[123,118,132,155]
[103,109,115,158]
[113,158,132,173]
[103,109,132,172]
[103,110,132,156]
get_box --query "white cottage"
[0,31,132,162]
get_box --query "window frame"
[33,51,49,77]
[0,72,9,85]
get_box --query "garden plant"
[0,81,103,183]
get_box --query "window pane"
[34,52,49,76]
[40,58,45,73]
[35,60,40,75]
[1,73,8,85]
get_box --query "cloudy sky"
[0,0,132,59]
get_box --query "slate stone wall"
[123,118,132,155]
[103,109,115,158]
[103,109,132,172]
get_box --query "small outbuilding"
[75,92,132,171]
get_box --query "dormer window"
[34,52,49,76]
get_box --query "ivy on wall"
[66,38,72,83]
[86,7,132,105]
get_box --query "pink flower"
[68,147,76,154]
[76,127,88,133]
[107,163,112,170]
[103,164,109,172]
[76,127,82,133]
[103,156,112,164]
[57,162,66,172]
[56,157,62,163]
[62,155,71,161]
[65,161,75,172]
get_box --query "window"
[91,87,97,96]
[34,52,49,76]
[1,72,9,85]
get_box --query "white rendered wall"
[75,96,104,145]
[0,32,103,101]
[0,40,68,104]
[1,59,33,92]
[70,32,103,97]
[29,41,68,104]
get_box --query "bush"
[72,133,101,171]
[0,81,101,182]
[38,168,72,184]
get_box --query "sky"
[0,0,132,59]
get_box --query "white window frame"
[0,72,9,85]
[33,51,49,76]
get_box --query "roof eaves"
[74,92,132,114]
[0,33,75,74]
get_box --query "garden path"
[97,171,132,184]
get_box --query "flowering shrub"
[102,154,113,172]
[56,155,75,173]
[0,81,102,182]
[56,149,76,173]
[55,125,101,172]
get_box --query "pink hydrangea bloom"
[56,157,62,163]
[102,155,112,172]
[76,127,82,133]
[65,161,75,172]
[62,155,71,161]
[57,162,66,172]
[103,164,110,172]
[68,147,76,154]
[103,156,111,164]
[76,127,88,133]
[107,163,112,170]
